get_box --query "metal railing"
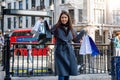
[3,35,112,79]
[74,44,112,74]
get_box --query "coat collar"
[56,27,73,42]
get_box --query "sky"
[109,0,120,10]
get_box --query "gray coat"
[51,26,78,76]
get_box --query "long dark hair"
[55,11,76,39]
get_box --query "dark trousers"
[58,76,69,80]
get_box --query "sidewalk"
[0,65,111,80]
[0,65,5,80]
[11,74,111,80]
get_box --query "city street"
[0,0,120,80]
[12,74,111,80]
[0,65,111,80]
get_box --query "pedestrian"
[51,11,80,80]
[32,16,46,41]
[0,32,4,63]
[27,43,33,63]
[113,32,120,56]
[0,32,4,47]
[27,43,33,74]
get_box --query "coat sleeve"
[51,25,58,37]
[73,29,86,43]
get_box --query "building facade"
[0,0,53,33]
[53,0,106,43]
[54,0,120,44]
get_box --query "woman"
[51,11,78,80]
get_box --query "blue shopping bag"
[88,36,99,56]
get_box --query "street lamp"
[1,2,12,80]
[50,3,54,43]
[1,1,6,34]
[50,3,54,25]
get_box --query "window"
[19,17,23,28]
[62,0,65,4]
[49,18,52,25]
[40,0,45,10]
[95,0,104,3]
[11,31,32,37]
[69,9,74,24]
[113,10,120,25]
[31,16,35,27]
[8,3,11,9]
[8,18,11,29]
[32,0,35,8]
[14,2,16,9]
[19,1,23,9]
[14,17,16,28]
[26,0,28,9]
[26,17,28,28]
[78,9,83,22]
[94,9,104,24]
[49,0,54,6]
[49,0,52,6]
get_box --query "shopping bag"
[79,35,99,56]
[79,35,92,55]
[88,36,99,56]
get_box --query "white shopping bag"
[79,35,92,55]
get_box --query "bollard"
[116,57,120,80]
[111,56,115,80]
[111,56,120,80]
[4,34,11,80]
[1,34,8,71]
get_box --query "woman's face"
[61,14,68,24]
[118,34,120,37]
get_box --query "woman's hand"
[80,39,83,44]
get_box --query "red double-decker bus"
[10,29,49,56]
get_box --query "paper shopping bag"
[79,35,92,55]
[88,36,99,56]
